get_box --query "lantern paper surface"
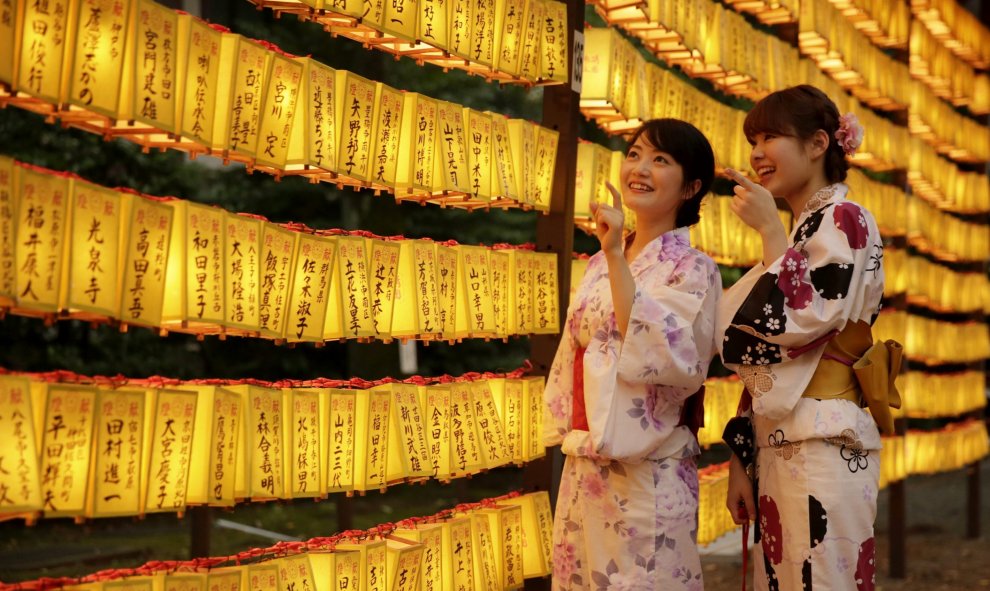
[207,568,244,591]
[91,388,145,517]
[354,387,391,492]
[39,385,97,517]
[332,539,388,591]
[252,53,302,170]
[385,383,432,483]
[540,0,568,83]
[449,382,484,476]
[224,213,262,333]
[308,550,362,591]
[184,385,241,506]
[120,196,173,327]
[396,93,439,195]
[246,386,284,500]
[518,0,542,80]
[420,384,452,480]
[499,379,525,463]
[448,0,472,61]
[132,0,179,132]
[68,0,132,118]
[162,573,204,591]
[144,389,196,513]
[285,58,336,173]
[531,252,559,334]
[15,167,70,313]
[17,0,71,103]
[258,223,298,339]
[288,389,321,497]
[479,505,524,590]
[495,0,527,77]
[435,244,458,341]
[0,157,18,305]
[67,179,122,317]
[418,0,449,49]
[224,36,271,156]
[470,513,501,591]
[335,235,374,339]
[0,0,20,90]
[509,250,534,334]
[180,18,227,147]
[532,127,558,211]
[368,238,401,338]
[506,121,535,208]
[457,245,494,337]
[247,563,278,591]
[470,381,510,469]
[392,240,440,339]
[0,376,42,513]
[489,114,519,202]
[335,71,378,183]
[524,377,545,461]
[385,538,425,591]
[488,250,511,338]
[464,109,493,202]
[434,101,471,195]
[104,578,153,591]
[370,83,405,190]
[381,0,417,42]
[286,233,335,342]
[393,523,443,591]
[502,492,553,577]
[185,201,227,328]
[327,388,356,493]
[442,516,476,591]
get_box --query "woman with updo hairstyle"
[717,85,888,590]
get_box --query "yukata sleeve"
[577,253,721,462]
[542,302,578,447]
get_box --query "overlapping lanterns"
[0,0,560,211]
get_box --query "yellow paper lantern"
[179,17,230,148]
[332,538,388,591]
[36,384,97,517]
[435,243,458,341]
[573,142,597,221]
[224,212,263,335]
[130,0,179,135]
[368,83,405,191]
[501,492,553,577]
[489,113,519,203]
[258,222,298,339]
[539,0,568,84]
[441,516,476,590]
[448,381,484,477]
[381,0,418,42]
[285,58,337,175]
[165,201,227,332]
[354,386,391,493]
[143,388,197,513]
[385,383,432,483]
[392,239,441,340]
[0,0,21,92]
[16,0,71,105]
[255,51,303,171]
[463,109,493,202]
[507,249,534,335]
[335,70,378,184]
[477,504,525,590]
[394,93,439,198]
[119,194,173,328]
[468,512,501,591]
[308,550,364,591]
[879,435,905,489]
[104,578,153,591]
[238,385,284,501]
[495,0,528,77]
[492,378,522,463]
[386,537,426,591]
[66,0,132,119]
[434,100,471,197]
[286,388,322,498]
[220,36,271,157]
[0,157,19,306]
[162,572,205,591]
[447,0,472,62]
[419,384,452,481]
[285,232,335,343]
[0,375,42,514]
[182,385,241,507]
[66,178,123,319]
[333,234,374,340]
[456,244,495,338]
[531,251,559,335]
[326,388,356,494]
[14,166,70,315]
[247,563,279,591]
[518,0,543,81]
[392,523,444,591]
[368,238,401,339]
[418,0,449,49]
[89,388,145,517]
[532,126,558,211]
[470,381,511,470]
[570,257,588,301]
[488,249,511,337]
[522,376,545,461]
[506,120,535,209]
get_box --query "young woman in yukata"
[717,85,885,591]
[543,119,722,591]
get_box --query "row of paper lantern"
[0,370,546,519]
[883,250,990,315]
[911,0,990,70]
[909,79,989,163]
[904,197,990,262]
[910,19,990,113]
[0,0,560,209]
[247,0,569,87]
[873,310,990,365]
[905,420,990,476]
[0,158,561,341]
[908,138,990,214]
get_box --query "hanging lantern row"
[899,371,987,419]
[879,435,906,489]
[818,0,910,49]
[909,19,990,114]
[905,420,990,476]
[719,0,797,25]
[689,198,794,268]
[905,197,990,263]
[0,367,546,520]
[0,158,561,342]
[909,80,990,164]
[908,138,990,214]
[911,0,990,70]
[0,0,559,211]
[873,310,990,365]
[0,490,556,591]
[246,0,569,87]
[884,250,990,315]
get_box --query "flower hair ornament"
[834,112,865,156]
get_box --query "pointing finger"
[605,181,623,210]
[724,168,760,192]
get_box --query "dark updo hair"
[627,118,715,228]
[743,84,849,184]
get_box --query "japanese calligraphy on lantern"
[509,250,533,334]
[458,245,494,336]
[488,250,511,338]
[286,59,336,173]
[502,379,524,462]
[435,244,458,341]
[184,385,240,506]
[540,0,568,83]
[246,563,277,591]
[0,0,18,88]
[496,1,527,77]
[448,0,471,61]
[368,239,400,338]
[145,389,196,513]
[531,252,559,334]
[449,383,483,476]
[15,167,69,313]
[327,389,356,493]
[248,386,284,500]
[392,240,438,339]
[39,385,96,516]
[185,202,226,326]
[255,53,302,170]
[471,514,500,591]
[470,381,510,469]
[286,233,334,342]
[355,387,390,492]
[395,523,443,591]
[532,127,559,210]
[518,0,543,80]
[386,384,431,482]
[225,213,261,333]
[489,115,518,202]
[68,0,131,117]
[471,0,495,67]
[371,84,404,189]
[506,121,535,208]
[386,538,424,591]
[525,376,545,461]
[435,101,470,195]
[336,71,377,183]
[17,0,69,103]
[258,223,297,339]
[227,37,270,155]
[68,180,121,317]
[409,94,439,194]
[133,0,178,130]
[92,389,144,517]
[382,0,416,43]
[418,0,449,48]
[335,235,373,339]
[444,516,476,591]
[499,506,524,589]
[289,389,321,497]
[279,553,315,591]
[421,384,451,480]
[0,376,41,513]
[207,568,243,591]
[121,196,172,327]
[180,17,224,146]
[464,109,492,201]
[0,157,19,305]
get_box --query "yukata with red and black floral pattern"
[717,183,886,591]
[543,228,721,591]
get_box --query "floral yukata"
[717,183,886,591]
[544,228,721,591]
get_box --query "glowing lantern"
[531,252,559,334]
[494,378,524,463]
[240,385,284,500]
[15,166,70,315]
[67,0,132,119]
[501,492,553,577]
[220,36,271,157]
[35,384,96,517]
[0,157,18,306]
[0,376,42,514]
[470,381,511,469]
[463,109,493,202]
[471,0,496,68]
[518,0,542,81]
[506,120,535,209]
[0,0,19,92]
[489,113,519,203]
[368,238,401,339]
[247,562,279,591]
[508,249,534,335]
[179,17,230,149]
[335,70,378,184]
[130,0,179,136]
[385,383,432,483]
[164,201,227,332]
[382,0,418,43]
[386,537,426,591]
[224,212,263,335]
[488,249,511,337]
[331,234,374,341]
[258,222,298,339]
[369,83,404,191]
[286,388,322,498]
[307,550,363,591]
[469,513,501,591]
[540,0,568,84]
[523,376,546,461]
[495,0,528,77]
[332,538,388,591]
[255,51,303,171]
[119,195,173,328]
[392,239,441,340]
[16,0,70,105]
[162,572,205,591]
[285,58,336,175]
[104,577,154,591]
[448,0,472,62]
[573,142,596,220]
[435,243,459,341]
[89,388,146,517]
[392,523,444,591]
[182,385,240,506]
[326,388,357,494]
[434,100,471,197]
[354,386,391,492]
[143,388,197,513]
[441,516,476,590]
[418,0,449,49]
[286,232,335,343]
[448,381,484,477]
[880,435,905,489]
[580,27,626,119]
[570,258,588,300]
[219,384,251,498]
[532,126,559,211]
[66,179,122,319]
[395,93,439,198]
[478,504,524,590]
[419,384,452,481]
[455,245,494,338]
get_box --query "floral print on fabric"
[760,495,784,565]
[855,538,876,591]
[778,248,814,310]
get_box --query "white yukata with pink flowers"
[543,228,721,591]
[716,183,886,591]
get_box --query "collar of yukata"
[800,182,849,219]
[625,226,691,269]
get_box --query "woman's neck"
[624,216,675,262]
[783,171,832,216]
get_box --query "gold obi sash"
[801,320,903,435]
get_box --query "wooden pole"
[189,505,213,558]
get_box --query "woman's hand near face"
[592,182,626,257]
[724,168,788,265]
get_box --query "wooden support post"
[189,505,213,558]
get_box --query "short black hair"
[627,118,715,228]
